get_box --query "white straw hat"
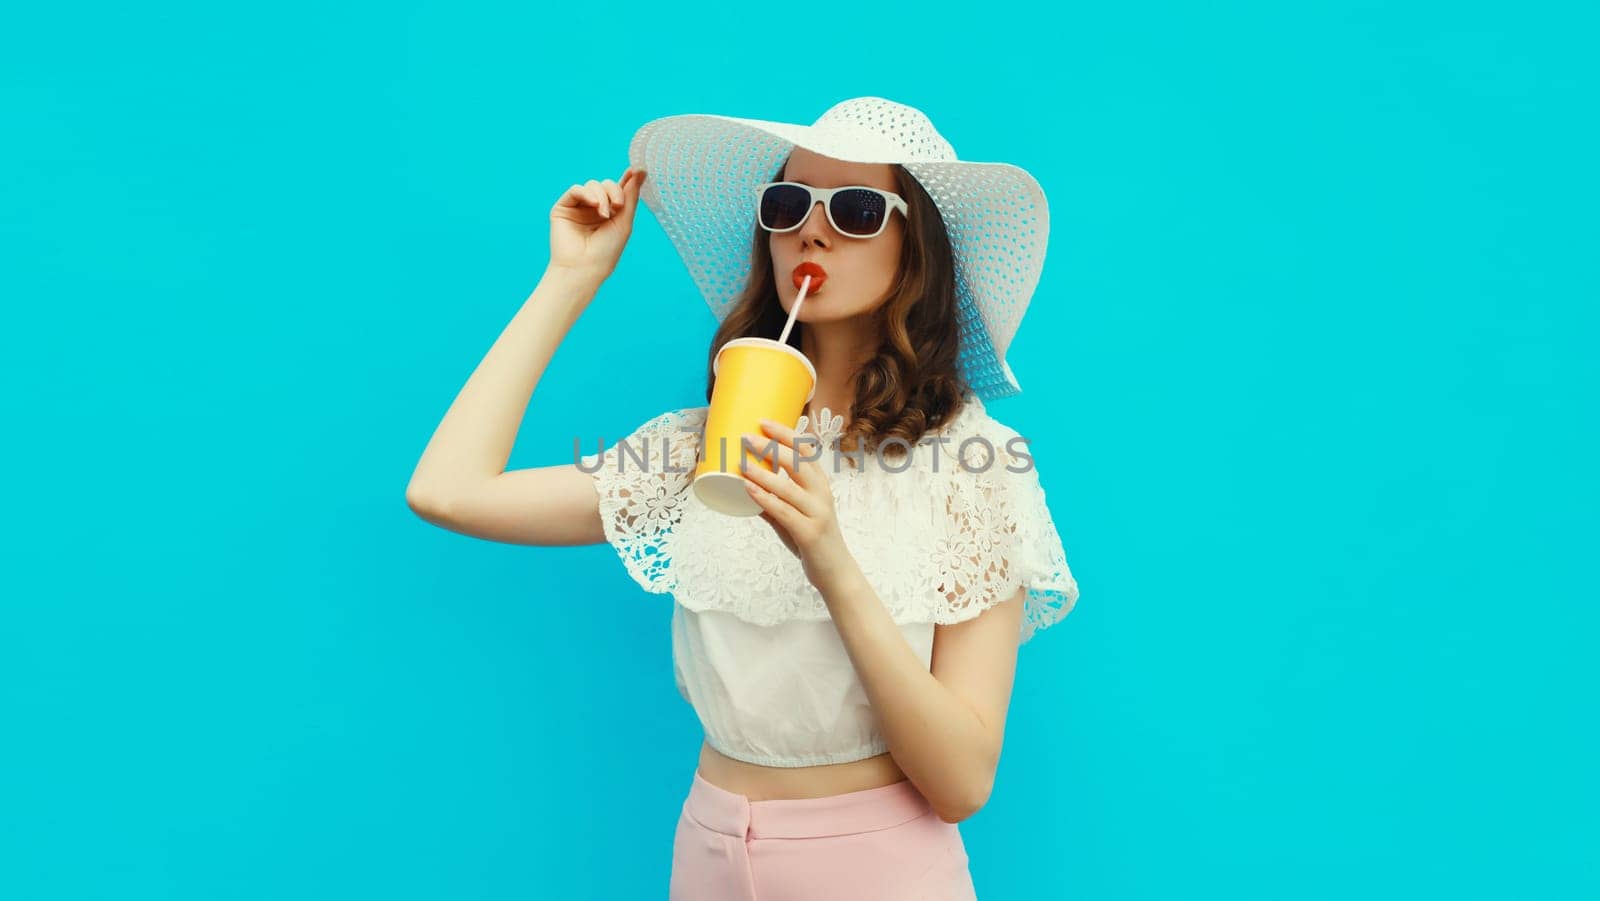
[627,96,1050,400]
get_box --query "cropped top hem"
[704,733,892,768]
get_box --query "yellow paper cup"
[693,337,817,516]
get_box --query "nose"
[797,199,834,247]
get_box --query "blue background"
[3,2,1595,898]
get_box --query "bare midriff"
[695,740,909,801]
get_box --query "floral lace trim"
[794,404,846,449]
[581,406,709,596]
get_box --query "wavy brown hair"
[704,158,969,463]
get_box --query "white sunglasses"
[754,181,909,239]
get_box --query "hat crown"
[807,97,957,163]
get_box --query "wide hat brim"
[627,102,1049,400]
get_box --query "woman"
[406,97,1079,900]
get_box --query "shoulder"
[934,395,1043,492]
[938,395,1034,471]
[623,404,710,439]
[583,405,709,468]
[652,404,710,427]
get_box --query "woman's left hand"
[740,418,858,593]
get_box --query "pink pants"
[669,769,978,900]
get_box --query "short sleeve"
[939,433,1081,645]
[579,406,708,594]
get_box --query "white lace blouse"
[580,393,1079,767]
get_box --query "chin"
[784,287,837,309]
[794,307,862,325]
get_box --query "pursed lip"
[792,261,828,291]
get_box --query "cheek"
[868,236,904,283]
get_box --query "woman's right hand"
[548,166,646,282]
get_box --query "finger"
[747,434,802,484]
[620,168,646,218]
[741,445,814,516]
[751,424,813,490]
[601,178,623,211]
[757,417,800,451]
[770,418,832,486]
[563,183,600,213]
[584,179,610,218]
[742,432,793,477]
[561,184,590,209]
[744,474,802,534]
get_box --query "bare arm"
[406,167,646,545]
[826,570,1023,825]
[404,266,604,544]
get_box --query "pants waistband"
[683,770,935,840]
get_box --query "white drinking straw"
[778,275,811,345]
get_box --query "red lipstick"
[792,262,828,293]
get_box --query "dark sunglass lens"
[832,189,888,235]
[760,184,811,230]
